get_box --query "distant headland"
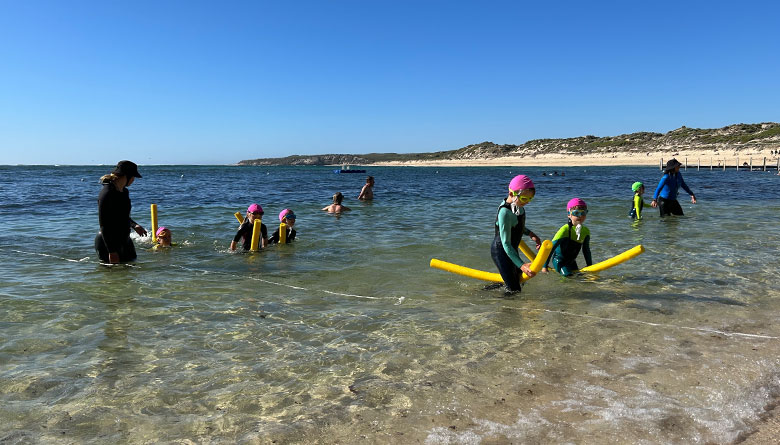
[237,122,780,167]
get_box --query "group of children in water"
[99,159,694,291]
[146,176,375,252]
[493,158,696,292]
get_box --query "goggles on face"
[510,190,534,203]
[569,209,588,217]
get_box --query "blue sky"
[1,0,778,165]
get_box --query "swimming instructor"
[651,158,697,216]
[95,160,147,263]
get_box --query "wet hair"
[366,176,374,183]
[333,192,343,204]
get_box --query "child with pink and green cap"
[543,198,593,277]
[489,174,542,293]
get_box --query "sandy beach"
[374,148,780,168]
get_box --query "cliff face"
[237,122,780,165]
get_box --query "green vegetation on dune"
[237,122,780,165]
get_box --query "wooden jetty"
[660,156,780,171]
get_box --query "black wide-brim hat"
[112,160,142,178]
[664,158,682,172]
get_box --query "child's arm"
[582,235,593,266]
[231,222,249,250]
[523,226,542,249]
[497,208,526,268]
[261,224,268,249]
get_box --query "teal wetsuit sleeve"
[544,225,569,269]
[582,235,592,266]
[497,207,526,268]
[653,174,668,200]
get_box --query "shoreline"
[370,148,780,168]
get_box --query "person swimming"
[154,226,173,248]
[322,192,351,213]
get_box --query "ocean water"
[1,164,779,444]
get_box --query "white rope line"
[165,265,386,300]
[2,248,393,301]
[503,306,779,340]
[4,249,774,332]
[4,249,136,266]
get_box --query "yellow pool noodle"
[522,240,552,281]
[580,245,645,273]
[279,222,287,244]
[429,239,552,284]
[150,204,158,243]
[235,211,244,224]
[518,240,536,261]
[250,219,262,251]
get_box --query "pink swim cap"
[279,209,296,221]
[567,198,587,210]
[247,204,263,214]
[156,226,169,237]
[509,175,534,192]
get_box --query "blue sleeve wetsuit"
[653,173,694,216]
[544,222,592,277]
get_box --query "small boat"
[333,164,366,174]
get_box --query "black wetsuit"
[268,227,296,244]
[94,181,139,263]
[490,202,527,292]
[233,220,268,250]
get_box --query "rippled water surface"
[1,164,779,443]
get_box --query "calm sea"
[1,164,779,443]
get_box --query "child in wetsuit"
[629,181,652,220]
[490,175,542,293]
[268,209,297,244]
[543,198,593,277]
[230,204,267,251]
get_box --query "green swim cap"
[632,181,643,192]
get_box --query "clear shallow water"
[1,164,779,443]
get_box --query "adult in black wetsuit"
[94,160,147,264]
